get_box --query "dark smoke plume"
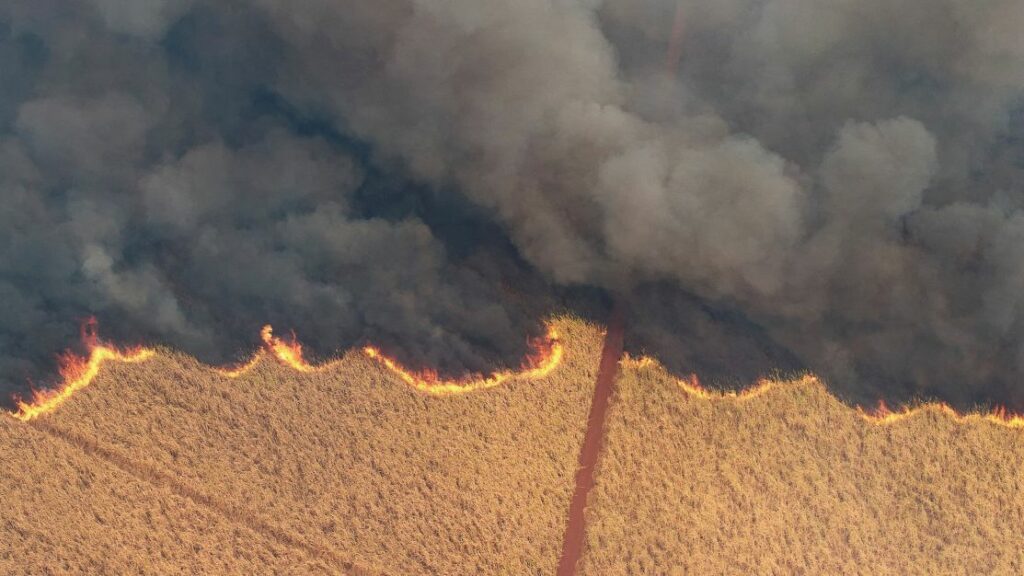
[1,0,1023,410]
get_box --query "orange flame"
[214,323,564,388]
[9,321,565,420]
[623,354,1024,429]
[260,325,319,373]
[214,325,327,377]
[363,326,564,396]
[676,371,779,402]
[620,355,656,370]
[12,320,155,422]
[858,399,1024,429]
[214,352,265,379]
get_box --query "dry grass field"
[1,317,604,575]
[579,361,1024,575]
[3,316,1023,575]
[0,415,334,575]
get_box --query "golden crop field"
[0,414,334,574]
[580,361,1024,575]
[1,317,603,575]
[2,315,1022,575]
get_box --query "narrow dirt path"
[557,306,625,576]
[29,419,383,576]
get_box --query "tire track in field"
[29,418,385,576]
[557,305,625,576]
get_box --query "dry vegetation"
[1,317,604,575]
[0,416,334,575]
[580,363,1024,575]
[4,316,1023,575]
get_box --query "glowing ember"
[12,319,155,422]
[363,326,564,396]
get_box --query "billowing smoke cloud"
[0,0,571,404]
[1,0,1023,409]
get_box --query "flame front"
[622,354,780,402]
[676,370,779,402]
[238,323,564,393]
[17,321,1020,429]
[363,326,564,396]
[12,344,155,422]
[215,325,325,377]
[623,354,1024,429]
[224,324,563,391]
[260,325,317,373]
[214,352,265,379]
[857,399,1024,429]
[10,321,563,420]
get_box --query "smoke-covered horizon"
[1,0,1023,410]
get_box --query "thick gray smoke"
[0,0,571,404]
[2,0,1023,409]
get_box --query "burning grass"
[3,318,1023,574]
[1,317,602,575]
[579,359,1024,575]
[14,322,564,421]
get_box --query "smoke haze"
[1,0,1023,409]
